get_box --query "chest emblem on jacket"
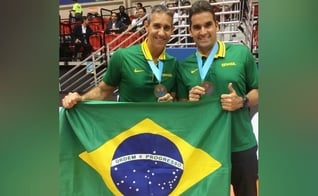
[221,62,237,67]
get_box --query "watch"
[242,96,249,108]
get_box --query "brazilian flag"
[59,98,231,195]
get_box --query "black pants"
[231,145,258,196]
[74,43,92,60]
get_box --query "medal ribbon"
[141,39,165,83]
[147,60,163,83]
[196,42,219,82]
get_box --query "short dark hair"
[119,5,125,10]
[189,0,217,26]
[111,11,117,16]
[139,7,146,13]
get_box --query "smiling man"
[62,4,178,107]
[176,1,259,196]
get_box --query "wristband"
[242,96,249,108]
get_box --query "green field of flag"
[59,98,231,195]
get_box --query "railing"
[166,0,243,47]
[105,32,146,61]
[59,46,107,93]
[237,0,259,59]
[105,13,149,62]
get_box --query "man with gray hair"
[62,5,178,107]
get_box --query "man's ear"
[188,26,193,37]
[172,25,175,33]
[144,20,149,28]
[216,21,220,31]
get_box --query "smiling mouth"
[198,38,210,43]
[155,38,166,44]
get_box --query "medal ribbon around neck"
[141,40,165,83]
[148,60,163,83]
[195,42,219,82]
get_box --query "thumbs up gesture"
[220,83,244,111]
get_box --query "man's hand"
[220,83,243,111]
[188,86,205,101]
[158,93,174,102]
[62,92,82,109]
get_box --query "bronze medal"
[201,81,214,94]
[154,84,167,97]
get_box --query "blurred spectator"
[105,12,126,34]
[167,2,179,25]
[129,7,147,33]
[71,16,93,60]
[209,0,222,21]
[134,2,143,18]
[167,2,179,45]
[70,0,83,21]
[239,0,249,21]
[180,0,191,25]
[117,5,131,27]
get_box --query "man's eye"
[204,22,213,28]
[192,25,201,30]
[163,26,172,31]
[153,24,161,29]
